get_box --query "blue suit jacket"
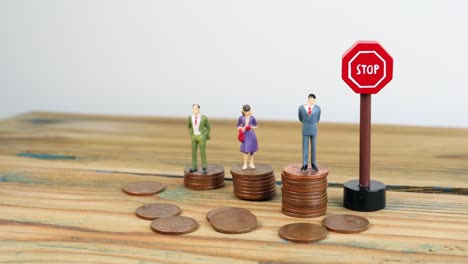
[298,105,321,136]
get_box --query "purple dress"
[237,116,259,154]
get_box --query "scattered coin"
[135,203,181,220]
[206,207,252,223]
[150,216,199,235]
[122,181,165,196]
[322,214,370,234]
[209,207,257,234]
[278,223,327,243]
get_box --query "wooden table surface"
[0,111,467,263]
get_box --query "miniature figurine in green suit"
[188,104,211,173]
[298,94,321,172]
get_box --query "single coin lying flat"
[122,181,165,196]
[151,216,198,235]
[135,203,181,220]
[209,207,257,234]
[322,214,369,234]
[278,223,327,243]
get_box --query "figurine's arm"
[237,117,244,131]
[204,117,211,138]
[298,107,303,122]
[317,107,321,123]
[249,117,258,129]
[188,116,193,136]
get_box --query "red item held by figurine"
[238,129,244,142]
[245,125,251,131]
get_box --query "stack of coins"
[230,164,276,201]
[184,164,225,190]
[281,164,328,218]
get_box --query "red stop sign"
[342,41,393,94]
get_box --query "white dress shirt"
[303,104,315,115]
[191,114,201,135]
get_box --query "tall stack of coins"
[281,164,329,218]
[230,164,276,201]
[184,164,225,190]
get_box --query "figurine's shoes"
[300,165,308,171]
[311,164,318,172]
[249,164,255,169]
[242,165,248,170]
[202,167,207,174]
[189,168,197,173]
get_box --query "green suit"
[188,115,211,170]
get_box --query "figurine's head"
[192,104,200,115]
[242,104,252,116]
[308,94,316,105]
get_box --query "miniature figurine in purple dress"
[237,104,259,170]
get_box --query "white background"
[1,0,467,127]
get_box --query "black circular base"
[343,180,386,212]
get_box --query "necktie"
[308,107,311,115]
[195,116,198,125]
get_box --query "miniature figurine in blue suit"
[298,94,321,171]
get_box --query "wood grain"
[0,111,467,263]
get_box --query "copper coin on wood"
[185,184,225,190]
[281,203,327,214]
[282,188,327,199]
[235,193,276,201]
[209,208,257,234]
[150,216,198,235]
[184,164,225,176]
[135,203,181,220]
[230,164,274,177]
[278,223,327,243]
[233,173,275,181]
[281,208,326,218]
[122,181,165,196]
[234,185,276,193]
[184,164,225,190]
[206,207,252,223]
[282,185,327,194]
[282,180,328,190]
[322,214,370,234]
[185,178,225,185]
[233,176,276,184]
[233,177,275,186]
[235,187,277,195]
[281,175,328,185]
[282,192,327,202]
[282,198,327,208]
[184,173,224,181]
[282,164,328,180]
[185,181,225,187]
